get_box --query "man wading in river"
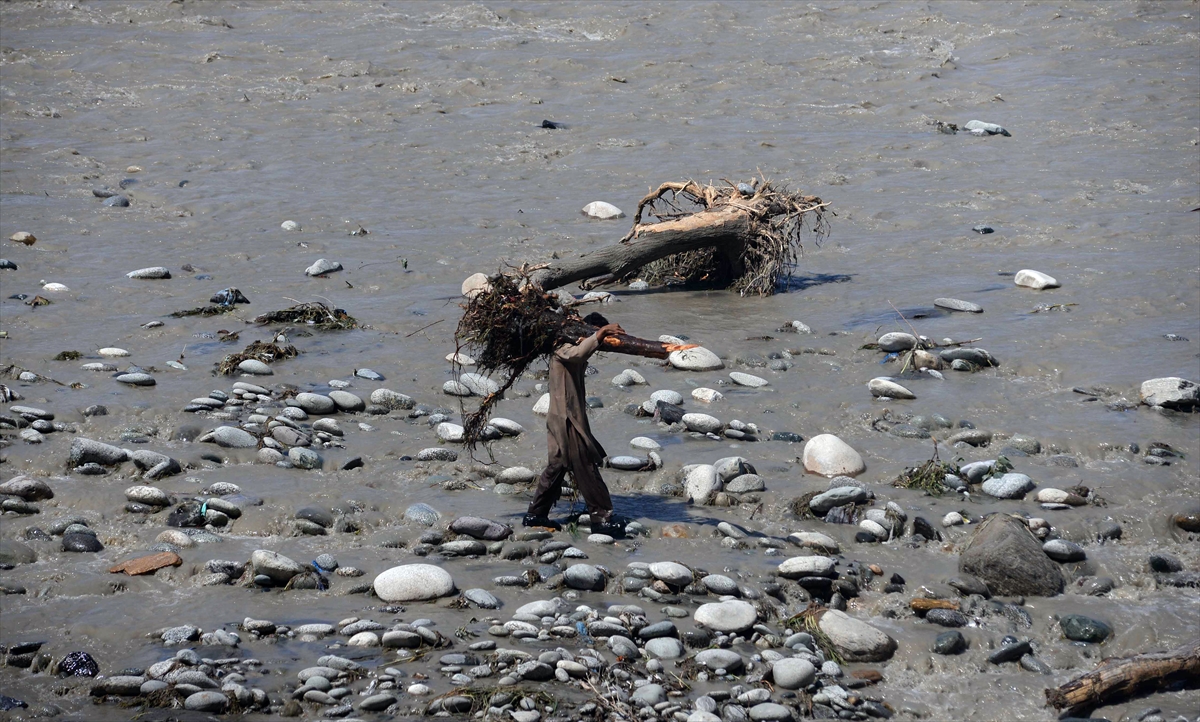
[523,312,626,537]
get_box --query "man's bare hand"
[596,323,625,341]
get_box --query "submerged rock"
[374,564,455,602]
[958,515,1064,597]
[817,610,897,662]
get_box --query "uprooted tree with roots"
[454,177,831,445]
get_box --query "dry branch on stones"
[1045,638,1200,715]
[527,178,830,296]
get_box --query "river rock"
[288,447,322,469]
[631,683,665,706]
[449,516,512,541]
[417,447,457,461]
[770,658,816,690]
[730,372,768,387]
[125,485,170,507]
[116,373,156,386]
[460,272,492,298]
[368,389,412,410]
[725,474,765,493]
[682,413,722,434]
[251,550,304,585]
[959,514,1064,596]
[964,119,1011,136]
[692,387,723,403]
[184,691,228,713]
[694,648,744,673]
[1036,488,1085,505]
[1060,614,1111,643]
[69,438,129,466]
[933,630,967,655]
[459,373,499,396]
[817,610,897,662]
[802,435,865,477]
[582,201,624,219]
[436,423,465,442]
[868,377,915,399]
[327,390,365,412]
[877,332,917,352]
[305,258,342,276]
[669,347,724,371]
[295,393,336,414]
[127,266,170,279]
[981,473,1035,499]
[1014,269,1059,289]
[374,564,456,602]
[207,426,257,448]
[563,564,605,591]
[237,359,273,375]
[788,531,840,553]
[649,561,693,587]
[777,556,836,579]
[0,476,53,501]
[684,465,721,504]
[934,298,983,313]
[612,369,646,386]
[809,485,868,514]
[645,637,684,659]
[1139,377,1198,411]
[532,393,550,415]
[694,600,757,633]
[1043,539,1086,562]
[0,539,38,565]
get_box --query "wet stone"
[925,609,968,628]
[1060,614,1112,643]
[933,630,966,655]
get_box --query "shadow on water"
[845,306,949,329]
[776,272,855,293]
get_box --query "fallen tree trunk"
[558,318,694,359]
[1044,638,1200,714]
[527,179,829,297]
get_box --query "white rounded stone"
[532,393,550,415]
[868,377,915,400]
[777,556,836,579]
[1014,269,1060,289]
[669,347,724,371]
[802,434,865,477]
[682,413,722,434]
[694,600,757,633]
[684,465,721,504]
[461,273,492,298]
[373,564,456,602]
[582,201,625,219]
[98,347,131,357]
[692,387,723,403]
[436,422,465,443]
[281,220,301,231]
[729,372,768,387]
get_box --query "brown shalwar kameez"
[527,333,613,522]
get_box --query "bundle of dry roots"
[454,271,691,447]
[630,179,830,296]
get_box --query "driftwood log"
[1045,638,1200,714]
[527,179,829,297]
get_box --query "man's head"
[583,312,609,327]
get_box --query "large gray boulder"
[958,514,1064,597]
[1139,377,1198,411]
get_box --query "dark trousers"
[527,433,612,522]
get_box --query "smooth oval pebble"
[730,371,768,387]
[868,377,915,399]
[116,373,156,386]
[127,267,171,279]
[98,347,131,357]
[1014,269,1060,289]
[934,297,983,313]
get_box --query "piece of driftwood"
[108,551,183,576]
[526,179,830,296]
[1045,638,1200,713]
[910,598,960,613]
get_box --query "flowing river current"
[1,2,1198,721]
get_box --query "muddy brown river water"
[1,2,1198,721]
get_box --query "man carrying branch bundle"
[523,313,626,536]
